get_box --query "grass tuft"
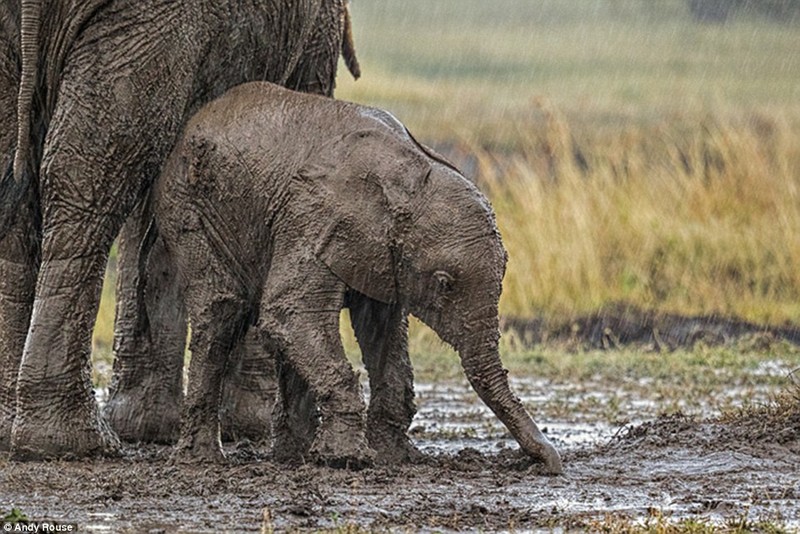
[584,509,791,533]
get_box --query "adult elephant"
[2,0,374,460]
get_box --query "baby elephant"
[155,81,562,473]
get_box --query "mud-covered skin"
[107,0,361,446]
[155,82,562,473]
[218,329,278,444]
[7,0,357,460]
[347,291,420,464]
[105,1,360,443]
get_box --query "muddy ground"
[2,311,800,532]
[2,388,799,532]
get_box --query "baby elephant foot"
[272,424,314,465]
[310,436,376,470]
[310,414,376,470]
[220,387,274,445]
[172,428,226,464]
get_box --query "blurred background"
[93,0,800,370]
[337,0,800,323]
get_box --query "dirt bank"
[502,304,800,351]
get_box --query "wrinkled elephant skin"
[155,82,563,474]
[0,2,38,452]
[4,0,361,460]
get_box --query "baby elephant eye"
[433,270,455,293]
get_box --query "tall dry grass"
[337,0,800,329]
[480,101,800,325]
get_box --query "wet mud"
[2,379,798,532]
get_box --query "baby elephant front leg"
[260,271,375,469]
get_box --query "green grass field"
[94,0,800,364]
[339,0,800,144]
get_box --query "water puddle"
[410,380,617,454]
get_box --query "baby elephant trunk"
[458,329,563,475]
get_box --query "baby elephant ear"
[317,216,397,303]
[304,128,431,304]
[358,128,432,210]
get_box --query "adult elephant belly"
[10,0,343,459]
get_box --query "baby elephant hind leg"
[219,328,277,445]
[173,292,249,464]
[269,360,317,463]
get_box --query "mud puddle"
[412,364,793,457]
[411,380,616,455]
[3,367,799,532]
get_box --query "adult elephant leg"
[0,199,38,451]
[269,357,317,463]
[347,292,420,464]
[105,208,185,444]
[11,222,122,459]
[11,23,192,459]
[219,327,276,444]
[10,136,140,458]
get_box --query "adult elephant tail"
[13,0,111,183]
[342,0,361,80]
[13,0,41,183]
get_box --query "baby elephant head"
[301,125,563,474]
